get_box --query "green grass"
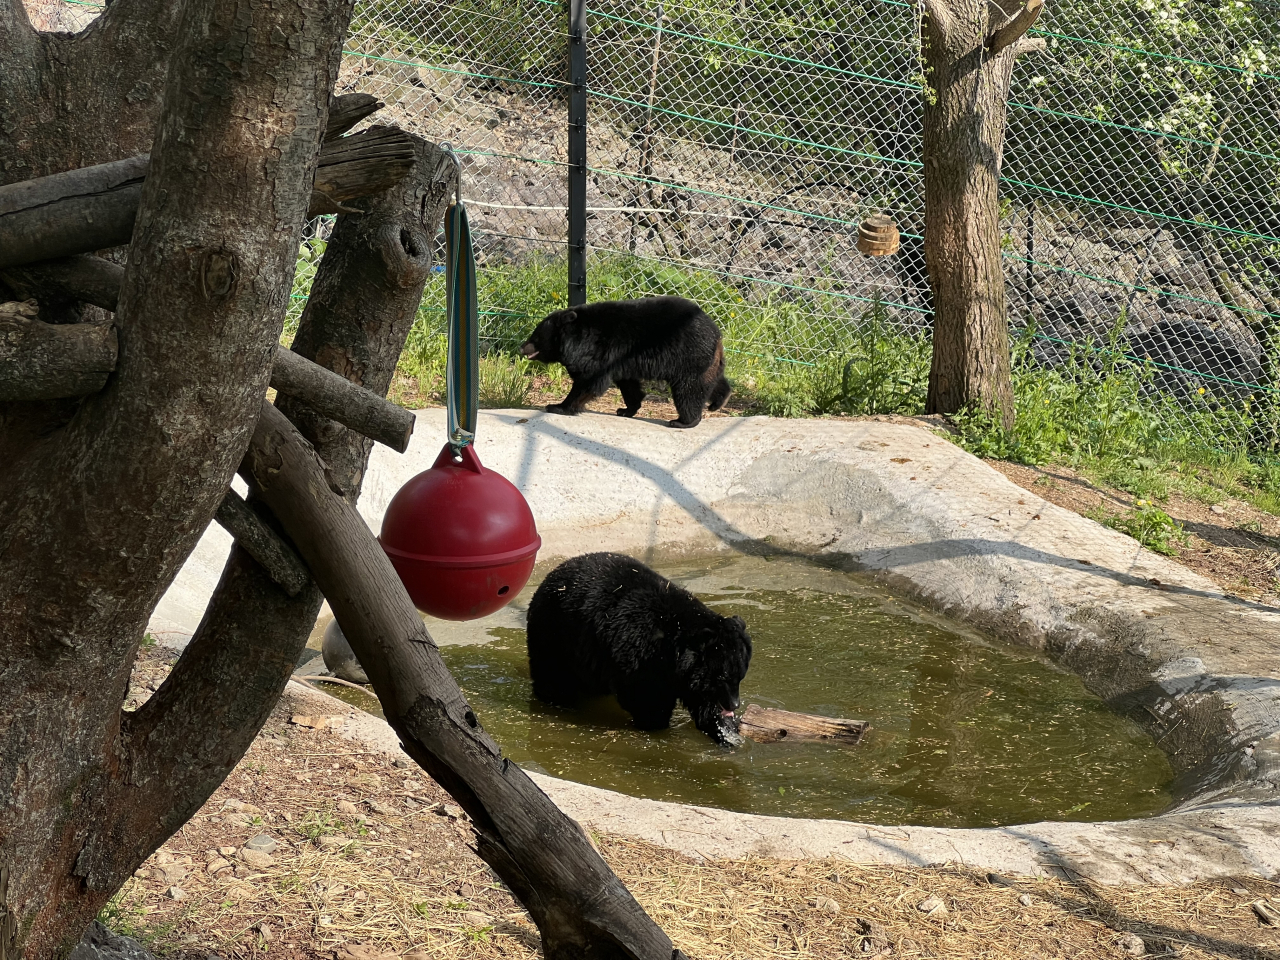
[289,245,1280,521]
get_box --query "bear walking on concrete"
[525,552,752,745]
[519,295,732,428]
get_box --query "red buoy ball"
[380,442,540,621]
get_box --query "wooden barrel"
[857,214,900,256]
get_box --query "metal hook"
[439,141,462,206]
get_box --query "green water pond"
[325,553,1173,828]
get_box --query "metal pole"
[567,0,587,306]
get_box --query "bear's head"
[676,615,752,747]
[519,309,576,365]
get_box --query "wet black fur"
[525,552,753,746]
[519,295,733,428]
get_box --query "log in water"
[737,704,868,745]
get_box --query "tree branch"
[987,0,1044,57]
[1009,36,1047,58]
[0,301,116,400]
[243,401,685,960]
[271,347,415,454]
[214,489,310,597]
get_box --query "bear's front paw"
[616,407,639,418]
[667,418,699,429]
[546,403,577,416]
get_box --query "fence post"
[567,0,588,306]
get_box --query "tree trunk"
[921,0,1044,430]
[0,0,351,950]
[242,401,686,960]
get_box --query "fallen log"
[0,127,416,269]
[737,704,868,745]
[0,300,117,400]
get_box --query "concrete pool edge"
[153,409,1280,881]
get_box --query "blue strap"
[444,191,478,453]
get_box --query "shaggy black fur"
[525,552,753,746]
[519,295,733,428]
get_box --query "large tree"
[0,1,683,957]
[920,0,1046,430]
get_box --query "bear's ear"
[561,310,578,324]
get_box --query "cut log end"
[737,704,868,745]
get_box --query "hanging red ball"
[379,442,541,621]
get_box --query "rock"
[317,835,349,851]
[986,872,1014,887]
[245,833,278,855]
[814,896,841,915]
[916,895,947,916]
[338,800,361,816]
[1232,887,1250,895]
[153,863,187,885]
[367,800,394,816]
[218,846,237,857]
[240,848,274,869]
[393,756,411,768]
[853,919,890,957]
[1018,893,1034,907]
[1211,504,1226,515]
[1116,931,1146,955]
[462,911,493,928]
[68,921,155,960]
[206,858,233,877]
[291,714,343,730]
[253,922,273,942]
[442,804,464,819]
[323,620,370,684]
[227,884,255,901]
[166,886,186,901]
[225,799,264,816]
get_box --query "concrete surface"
[153,408,1280,882]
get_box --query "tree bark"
[922,0,1044,430]
[1,254,126,312]
[0,0,351,951]
[0,301,116,399]
[0,129,416,270]
[213,489,311,598]
[243,401,685,960]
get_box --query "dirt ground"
[117,649,1280,960]
[988,461,1280,606]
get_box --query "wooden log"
[213,489,310,597]
[325,93,383,141]
[270,347,415,454]
[737,704,868,745]
[0,302,412,453]
[1,254,125,311]
[242,400,684,960]
[0,129,417,269]
[309,126,417,216]
[0,300,117,400]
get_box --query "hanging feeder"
[380,442,540,621]
[857,214,900,256]
[380,143,540,621]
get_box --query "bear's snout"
[519,341,539,359]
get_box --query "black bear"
[525,552,752,745]
[518,295,732,428]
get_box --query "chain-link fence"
[26,0,1280,451]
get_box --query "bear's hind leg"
[616,678,678,731]
[668,378,706,429]
[615,378,646,418]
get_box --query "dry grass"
[114,650,1280,960]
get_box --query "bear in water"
[525,552,752,746]
[518,295,732,428]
